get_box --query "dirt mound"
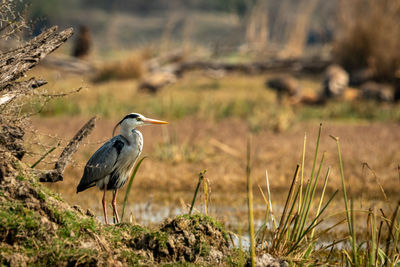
[0,151,107,266]
[0,151,240,266]
[130,215,229,263]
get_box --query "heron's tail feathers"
[76,180,95,193]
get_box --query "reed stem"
[189,170,206,215]
[246,138,255,267]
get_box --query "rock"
[247,253,288,267]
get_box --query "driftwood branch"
[0,26,74,159]
[39,116,96,182]
[0,26,74,89]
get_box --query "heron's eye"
[136,117,142,121]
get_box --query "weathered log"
[0,27,74,161]
[175,58,332,76]
[0,26,74,89]
[39,116,96,183]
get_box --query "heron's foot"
[114,213,120,224]
[112,203,120,224]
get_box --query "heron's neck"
[121,127,142,144]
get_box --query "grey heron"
[76,113,168,224]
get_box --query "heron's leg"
[102,183,108,225]
[112,189,120,224]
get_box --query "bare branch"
[39,116,97,183]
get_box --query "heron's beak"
[143,118,168,125]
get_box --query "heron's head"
[113,113,168,136]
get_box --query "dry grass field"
[23,65,400,234]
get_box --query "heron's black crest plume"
[112,113,140,137]
[123,113,140,120]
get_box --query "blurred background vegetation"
[26,0,335,57]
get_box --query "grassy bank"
[0,152,243,266]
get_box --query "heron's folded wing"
[77,138,122,192]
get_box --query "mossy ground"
[0,152,245,266]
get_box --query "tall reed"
[189,170,206,215]
[257,124,339,263]
[121,156,147,221]
[247,138,256,267]
[253,124,400,265]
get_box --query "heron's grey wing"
[76,137,125,192]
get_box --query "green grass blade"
[331,135,356,264]
[246,138,256,267]
[296,152,326,241]
[189,170,206,215]
[273,164,300,249]
[309,123,322,189]
[31,146,58,169]
[287,190,338,255]
[310,167,331,239]
[294,125,322,242]
[275,184,301,251]
[121,156,147,221]
[303,167,331,260]
[299,133,306,213]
